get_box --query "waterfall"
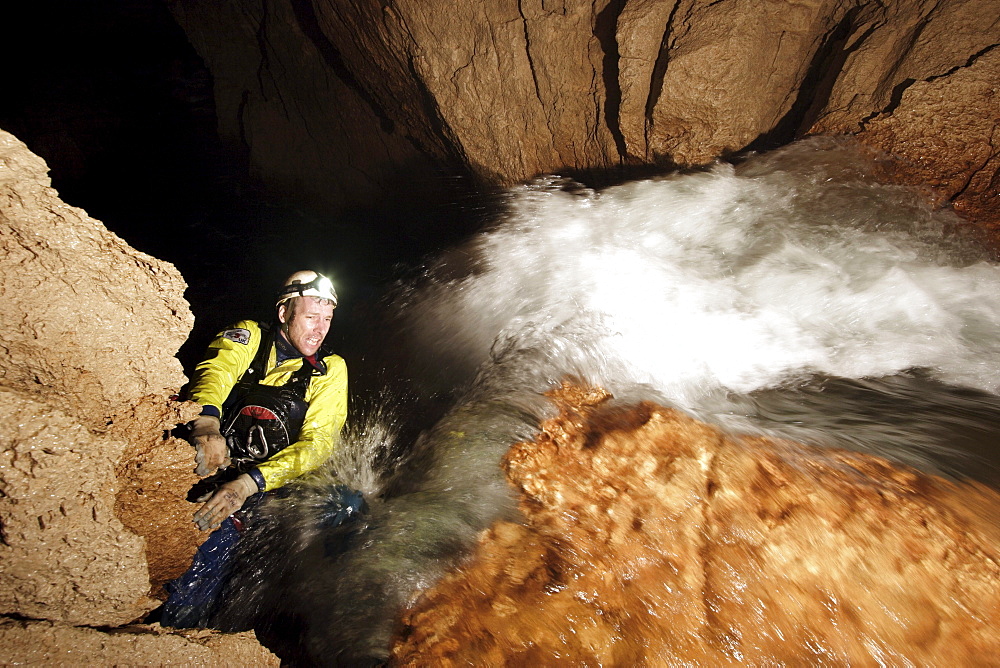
[212,137,1000,663]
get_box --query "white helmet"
[275,270,338,308]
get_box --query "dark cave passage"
[3,0,489,387]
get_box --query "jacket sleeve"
[186,320,262,417]
[255,354,348,491]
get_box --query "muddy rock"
[391,386,1000,664]
[0,127,223,653]
[0,619,279,666]
[0,388,155,626]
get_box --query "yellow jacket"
[187,319,348,492]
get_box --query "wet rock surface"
[391,385,1000,665]
[0,388,154,626]
[851,47,1000,240]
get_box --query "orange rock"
[392,383,1000,665]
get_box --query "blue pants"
[160,492,265,628]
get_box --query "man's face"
[278,297,334,357]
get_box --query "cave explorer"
[160,270,361,628]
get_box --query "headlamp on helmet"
[276,270,338,308]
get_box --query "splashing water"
[403,138,999,404]
[213,137,1000,662]
[396,136,1000,478]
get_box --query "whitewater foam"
[399,138,1000,410]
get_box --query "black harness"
[220,323,323,470]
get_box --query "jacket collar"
[274,329,326,374]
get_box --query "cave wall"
[849,46,1000,232]
[0,129,277,663]
[0,128,192,625]
[167,0,1000,227]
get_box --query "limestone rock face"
[0,130,190,429]
[168,0,1000,226]
[848,47,1000,237]
[0,128,200,628]
[113,396,204,594]
[391,387,1000,664]
[0,389,153,626]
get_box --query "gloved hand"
[193,473,258,531]
[188,415,230,477]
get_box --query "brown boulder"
[0,389,154,626]
[391,385,1000,664]
[0,131,190,429]
[0,127,204,628]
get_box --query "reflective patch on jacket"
[221,328,251,345]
